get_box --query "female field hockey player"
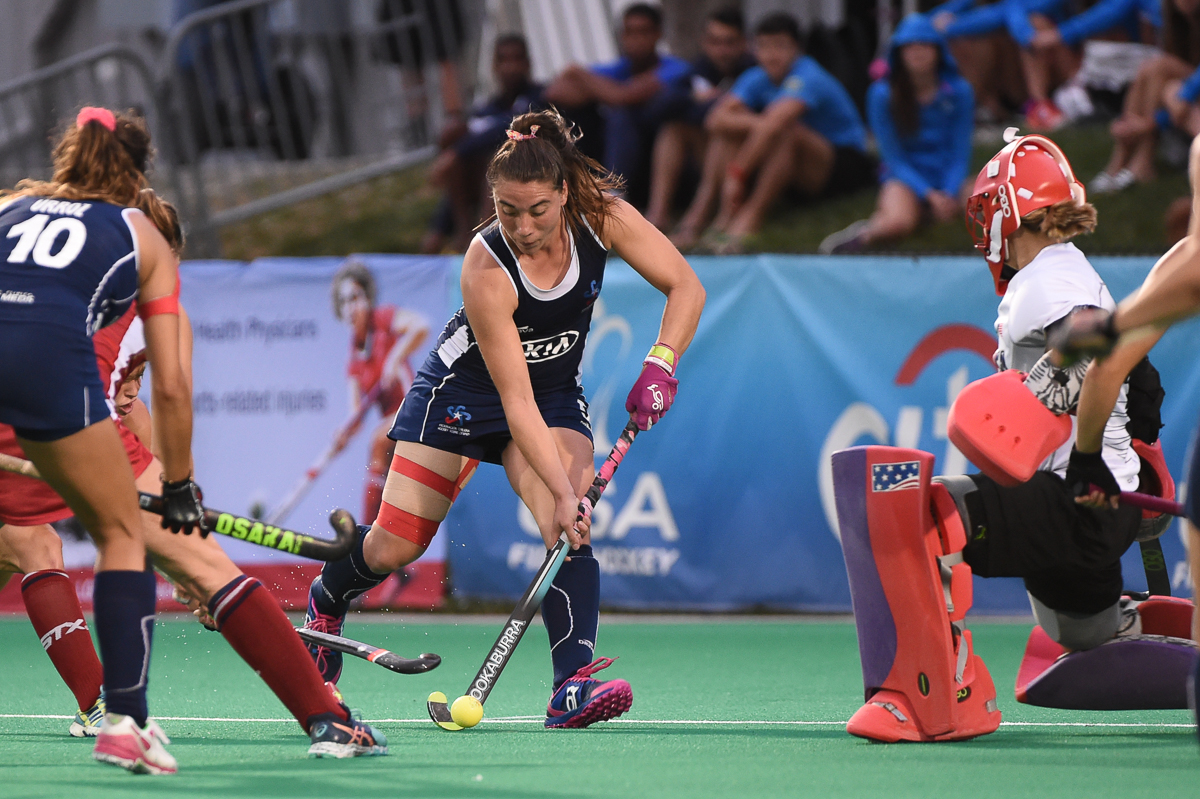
[0,107,201,774]
[0,189,387,761]
[305,108,705,727]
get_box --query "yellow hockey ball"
[450,695,484,728]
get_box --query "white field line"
[1,714,1192,728]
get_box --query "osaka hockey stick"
[265,382,382,525]
[427,419,640,730]
[295,627,440,675]
[0,452,358,562]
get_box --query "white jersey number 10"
[6,214,88,269]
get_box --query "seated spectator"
[1021,0,1161,128]
[931,0,1069,128]
[1092,0,1200,192]
[819,15,974,254]
[422,34,543,253]
[645,6,755,230]
[675,12,875,253]
[544,3,692,206]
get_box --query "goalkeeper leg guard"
[833,446,1000,742]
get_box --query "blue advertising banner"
[444,255,1200,613]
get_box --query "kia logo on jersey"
[522,330,580,363]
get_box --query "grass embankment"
[221,125,1189,259]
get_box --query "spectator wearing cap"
[545,3,692,206]
[820,14,974,254]
[646,6,755,231]
[683,12,874,253]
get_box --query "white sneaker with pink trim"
[92,714,177,775]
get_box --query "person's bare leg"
[1020,48,1051,103]
[675,132,740,244]
[646,123,692,230]
[861,180,924,245]
[725,129,808,238]
[361,441,470,573]
[19,423,142,571]
[135,461,239,604]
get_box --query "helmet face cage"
[964,132,1083,295]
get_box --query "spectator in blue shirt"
[819,15,974,253]
[646,6,755,231]
[1092,0,1200,193]
[675,12,875,253]
[422,34,544,253]
[544,3,691,207]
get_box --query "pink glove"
[625,343,679,430]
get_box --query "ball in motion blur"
[450,695,484,728]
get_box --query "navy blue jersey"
[0,196,139,336]
[426,218,608,395]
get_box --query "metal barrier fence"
[0,0,476,256]
[0,44,168,200]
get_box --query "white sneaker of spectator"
[1053,83,1094,123]
[818,220,870,255]
[1089,168,1135,195]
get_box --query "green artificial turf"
[1,616,1195,798]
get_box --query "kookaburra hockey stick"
[426,419,639,730]
[0,452,358,562]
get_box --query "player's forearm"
[151,380,194,482]
[655,276,706,355]
[1074,361,1123,453]
[1074,328,1161,451]
[1114,238,1200,331]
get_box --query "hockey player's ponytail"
[487,108,623,239]
[3,106,153,207]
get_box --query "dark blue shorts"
[389,372,592,465]
[0,321,107,441]
[1187,412,1200,526]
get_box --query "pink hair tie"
[76,107,116,132]
[506,124,540,141]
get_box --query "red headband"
[76,107,116,132]
[506,125,540,141]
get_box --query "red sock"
[208,575,347,731]
[21,570,104,711]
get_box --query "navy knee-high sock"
[311,526,390,617]
[92,570,156,727]
[542,545,600,690]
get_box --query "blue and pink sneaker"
[303,582,345,684]
[545,657,633,728]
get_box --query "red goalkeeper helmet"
[966,129,1085,295]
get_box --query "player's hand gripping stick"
[426,420,640,731]
[0,451,358,562]
[161,476,205,534]
[625,343,678,430]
